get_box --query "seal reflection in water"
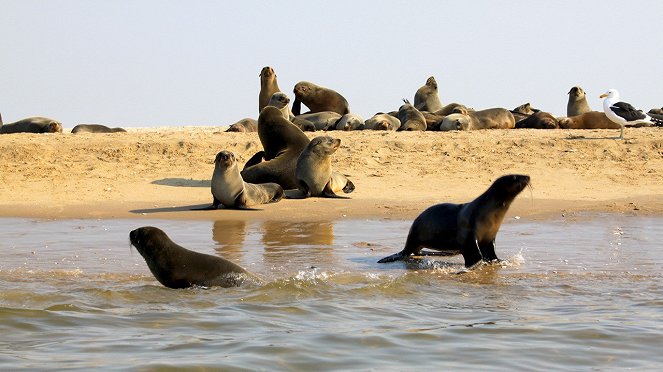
[377,175,530,269]
[130,226,257,289]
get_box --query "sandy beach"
[1,126,662,221]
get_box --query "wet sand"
[1,126,662,220]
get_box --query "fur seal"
[567,86,592,117]
[414,76,443,112]
[439,108,515,131]
[515,111,558,129]
[421,111,446,131]
[293,111,341,131]
[292,136,354,198]
[267,92,295,120]
[71,124,127,133]
[397,100,427,131]
[0,116,63,134]
[648,107,663,116]
[435,103,471,116]
[130,226,257,289]
[364,113,401,130]
[292,81,350,116]
[557,111,621,129]
[377,174,531,268]
[510,103,536,123]
[199,150,283,210]
[226,118,258,132]
[241,106,311,189]
[334,113,364,131]
[259,66,282,113]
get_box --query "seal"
[377,174,530,268]
[259,66,283,113]
[0,116,63,134]
[267,92,295,120]
[414,76,443,112]
[291,136,354,198]
[557,111,621,129]
[292,81,350,116]
[71,124,127,133]
[334,113,364,131]
[567,86,592,117]
[421,111,446,130]
[397,100,427,131]
[510,103,536,123]
[649,107,663,116]
[293,111,341,131]
[439,108,515,131]
[240,106,311,189]
[226,118,258,132]
[364,113,401,130]
[515,111,558,129]
[199,150,284,210]
[130,226,257,289]
[435,103,471,116]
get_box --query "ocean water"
[0,215,661,370]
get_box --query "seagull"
[600,89,662,139]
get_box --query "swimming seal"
[292,81,350,116]
[377,174,530,268]
[198,150,284,210]
[291,136,354,198]
[567,86,592,117]
[414,76,443,112]
[130,226,257,289]
[0,116,63,134]
[71,124,127,133]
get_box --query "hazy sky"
[1,0,662,127]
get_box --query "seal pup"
[397,100,427,131]
[334,113,364,131]
[241,106,311,189]
[364,113,401,130]
[267,92,295,121]
[567,86,592,117]
[557,111,621,130]
[377,174,530,268]
[439,108,515,131]
[515,111,558,129]
[0,116,63,134]
[130,226,258,289]
[198,150,283,210]
[71,124,127,133]
[226,118,258,132]
[259,66,282,113]
[414,76,443,112]
[290,136,354,198]
[293,111,342,131]
[292,81,350,116]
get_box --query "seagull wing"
[610,102,647,122]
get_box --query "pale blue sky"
[1,0,662,127]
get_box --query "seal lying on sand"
[515,111,558,129]
[439,108,515,131]
[377,174,530,269]
[558,111,621,129]
[226,118,258,132]
[130,226,258,289]
[364,113,401,130]
[293,111,341,131]
[0,116,63,134]
[71,124,127,133]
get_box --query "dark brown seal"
[558,111,621,129]
[293,111,341,131]
[377,174,530,268]
[71,124,127,133]
[0,116,63,134]
[130,226,258,289]
[259,66,282,113]
[292,136,354,198]
[515,111,558,129]
[414,76,443,112]
[567,86,592,117]
[292,81,350,116]
[397,100,427,131]
[510,103,536,123]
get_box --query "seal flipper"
[234,192,259,210]
[479,240,500,262]
[322,181,350,199]
[243,151,265,169]
[190,197,221,210]
[285,181,311,199]
[461,238,484,268]
[377,251,407,263]
[292,98,301,116]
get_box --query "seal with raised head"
[292,81,350,116]
[71,124,127,133]
[397,100,427,131]
[439,108,515,131]
[414,76,443,112]
[377,174,530,268]
[0,116,63,134]
[198,150,284,210]
[557,111,621,129]
[267,92,295,120]
[291,136,354,198]
[130,226,258,289]
[259,66,283,113]
[567,86,592,117]
[515,111,558,129]
[364,113,401,130]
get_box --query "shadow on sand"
[151,178,210,187]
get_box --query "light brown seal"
[293,111,342,131]
[198,150,284,210]
[71,124,127,133]
[226,118,258,133]
[510,103,536,122]
[557,111,621,129]
[397,100,427,131]
[292,81,350,116]
[414,76,443,112]
[267,92,295,120]
[567,86,592,117]
[364,113,401,131]
[130,226,258,289]
[0,116,63,134]
[291,136,354,198]
[259,66,282,113]
[334,113,364,131]
[439,108,515,131]
[377,174,530,268]
[515,111,558,129]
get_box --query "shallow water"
[0,215,662,370]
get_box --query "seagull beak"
[599,93,608,98]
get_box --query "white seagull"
[600,89,662,139]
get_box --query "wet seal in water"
[71,124,127,133]
[130,226,259,289]
[377,175,530,269]
[197,150,284,210]
[0,116,63,134]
